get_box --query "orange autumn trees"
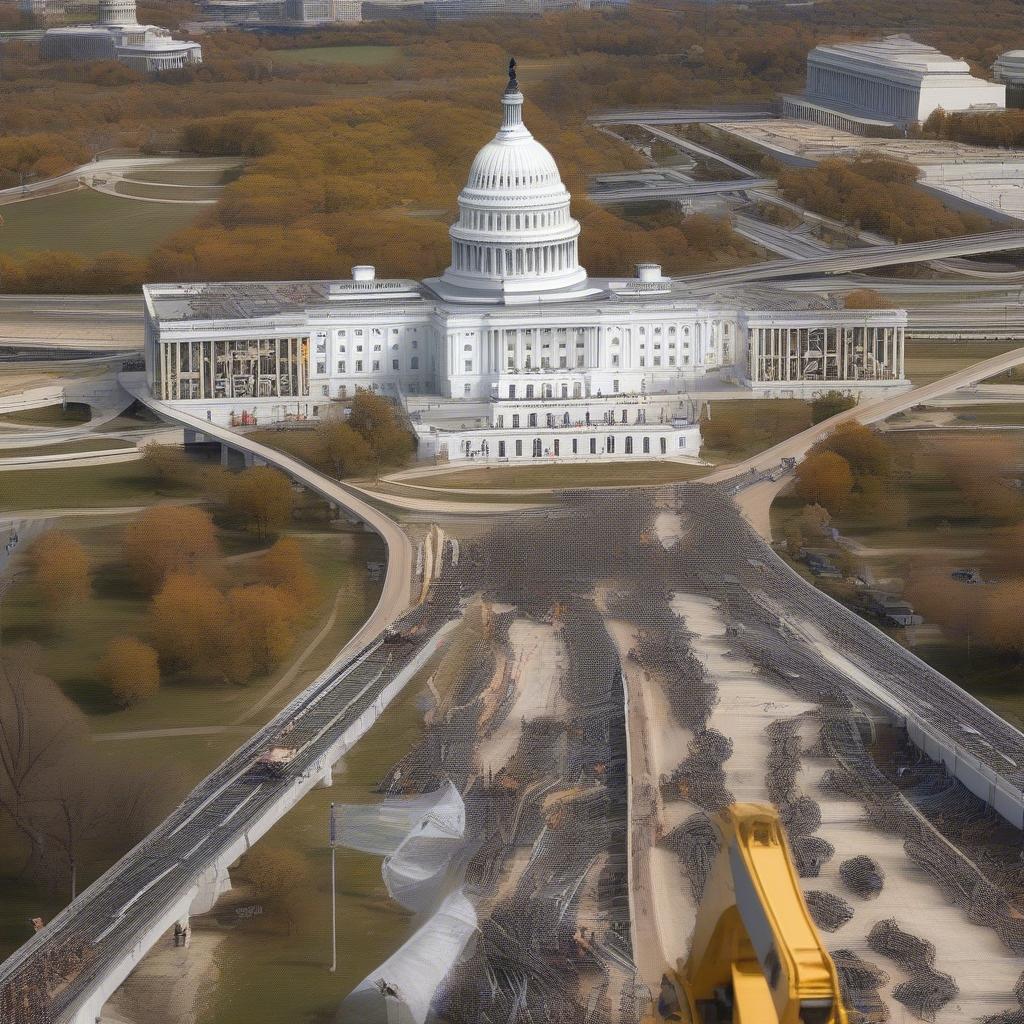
[121,505,221,593]
[98,637,161,707]
[28,532,90,622]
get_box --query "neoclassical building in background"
[42,0,202,72]
[144,64,908,463]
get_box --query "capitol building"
[144,64,908,463]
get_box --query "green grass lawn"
[700,398,813,463]
[0,188,206,257]
[271,44,402,67]
[0,461,196,511]
[409,460,710,490]
[123,162,242,187]
[0,438,133,458]
[0,401,90,426]
[904,341,1020,385]
[944,403,1024,426]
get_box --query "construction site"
[322,482,1024,1024]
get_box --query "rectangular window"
[316,362,326,374]
[613,379,620,394]
[338,361,346,373]
[515,439,523,456]
[392,359,399,370]
[590,437,597,454]
[498,440,506,458]
[572,438,578,454]
[321,384,329,395]
[356,360,363,372]
[373,360,380,371]
[411,356,419,370]
[465,360,473,372]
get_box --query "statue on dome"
[506,57,518,93]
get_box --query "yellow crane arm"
[679,802,847,1024]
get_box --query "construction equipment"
[659,803,848,1024]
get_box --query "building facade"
[41,0,202,71]
[994,51,1024,108]
[783,36,1005,134]
[143,64,908,463]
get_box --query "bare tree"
[0,645,86,877]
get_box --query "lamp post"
[328,801,337,973]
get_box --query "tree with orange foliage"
[221,584,298,684]
[318,419,374,478]
[843,288,888,310]
[29,531,90,621]
[226,466,294,540]
[347,389,415,469]
[254,537,317,610]
[794,452,854,514]
[149,571,227,675]
[98,637,160,707]
[814,422,892,479]
[122,506,220,593]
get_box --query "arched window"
[625,436,633,454]
[532,438,542,458]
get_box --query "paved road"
[589,176,774,204]
[590,107,776,126]
[0,157,238,207]
[684,229,1024,287]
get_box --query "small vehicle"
[248,746,297,780]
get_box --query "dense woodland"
[0,0,1022,289]
[776,156,992,242]
[924,107,1024,149]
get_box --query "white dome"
[438,61,587,300]
[466,137,561,192]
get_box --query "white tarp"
[331,783,465,913]
[333,785,475,1024]
[339,888,477,1024]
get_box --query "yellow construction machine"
[653,802,848,1024]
